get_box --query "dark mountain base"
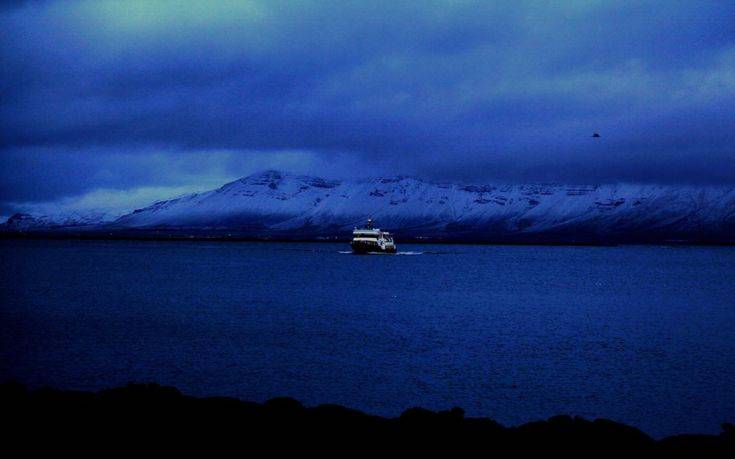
[3,228,735,246]
[2,382,733,454]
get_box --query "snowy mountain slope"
[104,170,735,242]
[3,210,117,231]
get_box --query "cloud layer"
[2,0,735,213]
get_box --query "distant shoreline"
[2,230,735,247]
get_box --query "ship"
[350,219,397,254]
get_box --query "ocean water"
[1,239,734,437]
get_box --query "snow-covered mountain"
[5,170,735,243]
[110,170,735,242]
[3,210,117,231]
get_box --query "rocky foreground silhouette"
[2,382,733,454]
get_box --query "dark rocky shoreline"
[2,382,733,453]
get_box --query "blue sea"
[1,239,734,437]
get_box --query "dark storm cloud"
[1,0,735,205]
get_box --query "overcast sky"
[1,0,734,216]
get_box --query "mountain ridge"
[4,170,735,244]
